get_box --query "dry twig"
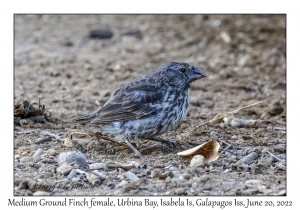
[181,98,269,140]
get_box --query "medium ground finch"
[75,62,206,157]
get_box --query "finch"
[75,62,206,157]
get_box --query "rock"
[151,168,161,178]
[47,148,57,156]
[86,173,100,184]
[182,174,191,180]
[57,163,73,175]
[237,152,258,165]
[174,188,185,195]
[251,165,263,174]
[90,29,113,39]
[122,28,142,38]
[89,163,107,170]
[125,171,139,182]
[18,181,28,190]
[245,179,265,190]
[33,156,42,163]
[92,179,101,186]
[190,155,205,167]
[219,122,225,128]
[238,55,250,67]
[107,182,116,189]
[91,170,107,180]
[220,31,231,43]
[33,148,43,157]
[165,176,171,183]
[210,131,220,140]
[262,147,274,154]
[39,164,55,178]
[67,169,77,179]
[268,101,284,116]
[64,138,74,148]
[117,180,128,188]
[58,151,86,166]
[199,174,210,183]
[33,191,50,196]
[273,144,286,153]
[230,118,256,128]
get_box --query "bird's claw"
[166,140,176,148]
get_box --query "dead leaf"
[177,140,220,163]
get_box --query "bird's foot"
[124,138,143,158]
[148,137,176,149]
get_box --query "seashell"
[177,140,220,163]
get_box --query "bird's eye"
[180,68,186,73]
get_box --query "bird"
[74,62,206,158]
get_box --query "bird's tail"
[71,111,98,123]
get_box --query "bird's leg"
[147,137,176,148]
[123,138,143,158]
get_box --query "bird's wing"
[90,80,165,123]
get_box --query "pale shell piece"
[177,140,220,163]
[107,162,136,170]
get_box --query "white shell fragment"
[177,140,220,163]
[224,116,256,128]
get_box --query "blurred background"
[14,15,286,120]
[14,14,286,196]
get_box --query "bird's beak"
[189,67,206,82]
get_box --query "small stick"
[267,151,284,163]
[183,98,270,139]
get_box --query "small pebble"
[199,174,210,183]
[210,131,220,140]
[33,148,43,157]
[174,188,185,195]
[58,151,86,166]
[33,156,42,163]
[268,101,284,116]
[33,191,50,196]
[64,138,74,148]
[125,171,139,182]
[92,179,101,186]
[245,179,265,190]
[238,152,258,165]
[57,163,73,175]
[67,169,77,179]
[89,163,107,170]
[182,174,191,180]
[47,148,57,156]
[117,180,128,188]
[190,155,205,167]
[18,181,28,190]
[273,144,286,153]
[90,29,113,39]
[151,168,161,178]
[262,147,274,154]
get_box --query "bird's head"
[164,62,206,88]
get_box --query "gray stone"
[57,163,73,175]
[190,155,205,167]
[89,163,107,170]
[58,151,86,166]
[125,171,139,181]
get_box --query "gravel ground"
[14,14,286,196]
